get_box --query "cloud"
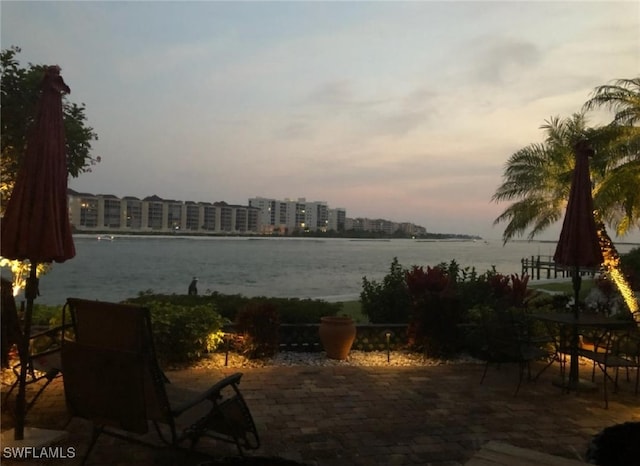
[468,37,542,85]
[274,120,314,141]
[307,80,390,108]
[5,1,639,241]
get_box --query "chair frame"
[61,298,260,464]
[479,308,555,395]
[1,282,72,414]
[579,327,640,409]
[3,326,68,412]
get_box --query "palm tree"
[493,78,640,243]
[492,113,599,243]
[583,78,640,236]
[583,78,640,126]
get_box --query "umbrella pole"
[569,265,581,391]
[14,262,38,440]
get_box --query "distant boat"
[97,235,114,241]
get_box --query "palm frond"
[493,197,564,244]
[583,78,640,125]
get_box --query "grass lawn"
[529,278,595,298]
[339,300,368,323]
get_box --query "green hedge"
[31,299,225,365]
[127,292,341,324]
[31,304,66,327]
[142,300,225,364]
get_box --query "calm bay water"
[15,235,638,306]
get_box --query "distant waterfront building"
[248,197,279,234]
[346,217,426,235]
[67,190,423,236]
[247,196,420,235]
[185,201,200,230]
[77,193,99,228]
[398,222,427,236]
[123,196,142,229]
[248,197,346,233]
[305,200,329,232]
[328,208,346,232]
[68,189,260,234]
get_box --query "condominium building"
[248,197,346,234]
[347,217,426,235]
[67,190,421,236]
[68,190,261,234]
[328,208,346,232]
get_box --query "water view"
[18,235,637,306]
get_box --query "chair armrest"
[170,372,243,416]
[29,324,73,356]
[30,324,67,340]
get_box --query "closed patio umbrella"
[553,140,603,390]
[0,65,75,441]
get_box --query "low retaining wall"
[223,323,409,352]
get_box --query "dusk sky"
[2,1,639,241]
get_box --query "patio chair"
[1,278,21,368]
[1,279,71,413]
[479,308,555,395]
[543,320,572,382]
[61,298,260,464]
[579,326,639,409]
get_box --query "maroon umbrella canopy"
[1,66,76,441]
[553,140,603,269]
[1,65,75,263]
[553,140,604,393]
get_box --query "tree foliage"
[492,114,594,242]
[0,46,99,212]
[360,257,411,323]
[583,78,640,126]
[493,77,640,243]
[584,79,640,236]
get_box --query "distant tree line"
[290,229,481,240]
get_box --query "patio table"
[529,312,634,393]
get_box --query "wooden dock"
[521,255,598,280]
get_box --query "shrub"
[234,301,280,359]
[456,270,493,313]
[406,265,463,357]
[527,289,570,310]
[32,304,65,327]
[361,257,410,323]
[510,273,533,307]
[620,247,640,291]
[143,300,225,365]
[461,272,557,357]
[362,258,565,357]
[128,292,338,324]
[592,275,619,315]
[208,292,250,320]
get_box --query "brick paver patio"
[1,360,639,465]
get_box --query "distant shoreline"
[74,230,482,241]
[77,233,640,247]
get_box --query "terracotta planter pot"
[319,316,356,360]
